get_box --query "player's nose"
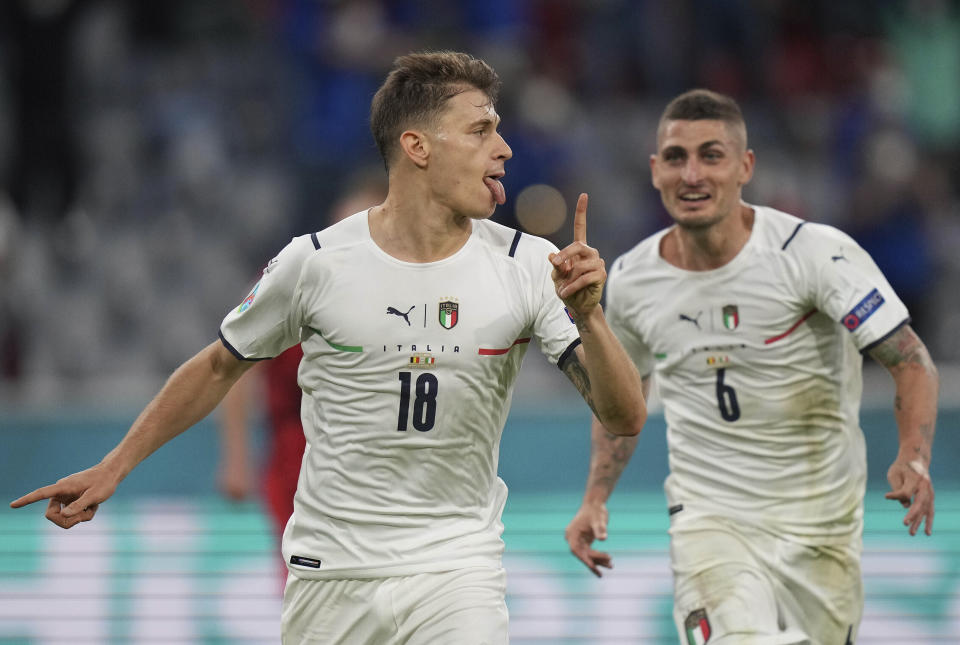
[494,132,512,161]
[680,159,702,184]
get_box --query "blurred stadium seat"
[1,2,958,643]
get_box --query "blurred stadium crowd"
[0,0,958,403]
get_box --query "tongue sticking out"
[484,177,506,205]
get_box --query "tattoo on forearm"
[593,473,617,495]
[590,428,637,495]
[869,326,930,371]
[869,325,938,462]
[563,352,598,418]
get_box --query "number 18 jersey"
[219,210,579,578]
[606,206,909,544]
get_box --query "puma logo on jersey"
[386,305,415,326]
[831,248,848,262]
[678,311,703,329]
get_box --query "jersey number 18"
[397,372,439,431]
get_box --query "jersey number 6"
[715,368,740,422]
[397,372,439,432]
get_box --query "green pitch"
[0,491,956,644]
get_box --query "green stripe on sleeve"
[308,326,363,352]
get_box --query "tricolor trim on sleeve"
[478,338,531,356]
[218,330,272,362]
[781,222,805,251]
[556,338,582,371]
[508,230,522,258]
[860,317,911,355]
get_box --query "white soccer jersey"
[220,210,580,579]
[607,205,909,544]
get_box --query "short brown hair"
[657,89,747,149]
[370,51,501,170]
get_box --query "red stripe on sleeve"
[478,337,531,355]
[764,309,817,345]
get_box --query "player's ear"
[399,130,429,169]
[650,154,661,190]
[738,149,755,187]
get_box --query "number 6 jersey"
[219,210,579,579]
[606,205,909,545]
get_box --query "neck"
[368,192,473,263]
[662,203,755,271]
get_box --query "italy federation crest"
[722,304,739,330]
[439,300,459,329]
[684,608,711,644]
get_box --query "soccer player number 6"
[715,368,740,422]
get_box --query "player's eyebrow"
[661,144,687,157]
[468,116,500,130]
[661,140,726,156]
[698,140,728,152]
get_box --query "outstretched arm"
[10,340,256,528]
[551,193,646,437]
[565,377,648,577]
[867,324,938,536]
[217,366,260,501]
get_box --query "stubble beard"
[671,206,727,231]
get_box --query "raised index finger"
[573,193,588,244]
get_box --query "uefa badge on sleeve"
[439,299,459,329]
[238,282,260,313]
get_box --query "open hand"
[565,501,613,577]
[885,457,934,536]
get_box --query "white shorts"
[281,566,509,644]
[670,513,862,645]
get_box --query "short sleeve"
[805,224,910,351]
[606,264,655,376]
[523,238,580,367]
[219,236,314,360]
